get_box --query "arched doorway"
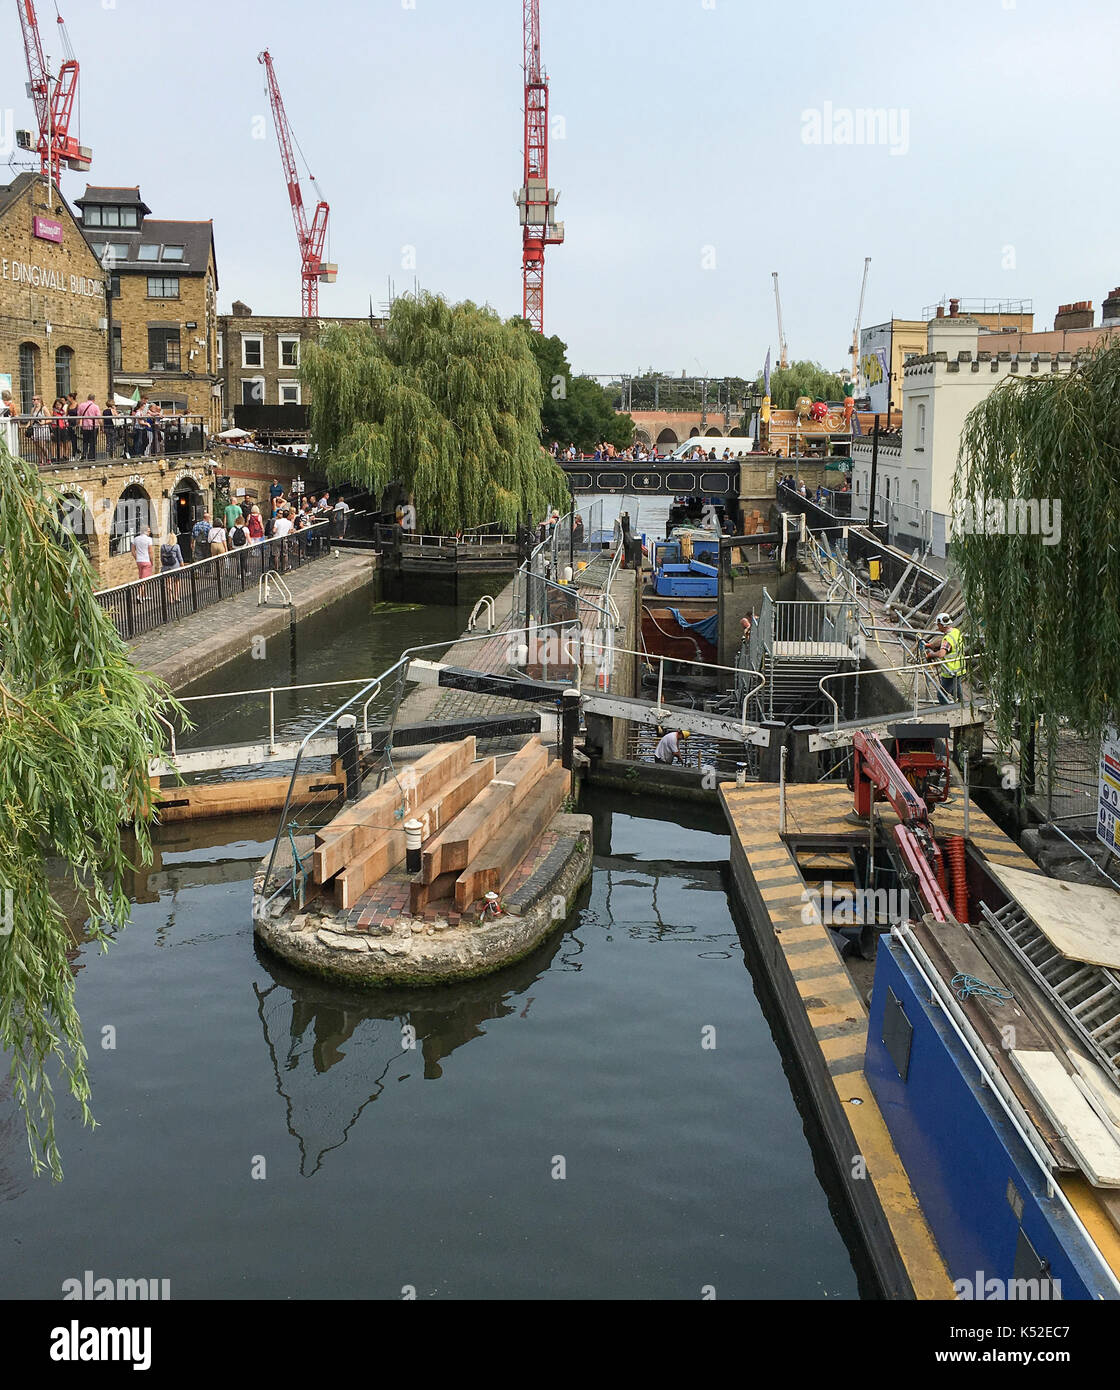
[57,491,94,558]
[704,427,723,437]
[111,483,153,558]
[656,428,678,448]
[172,477,204,559]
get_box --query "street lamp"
[101,246,115,404]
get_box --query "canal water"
[0,586,868,1300]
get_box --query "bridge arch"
[656,428,678,447]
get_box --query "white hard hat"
[936,612,952,625]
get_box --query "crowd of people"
[549,440,750,463]
[4,390,204,466]
[129,481,351,581]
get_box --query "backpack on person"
[231,525,248,548]
[264,516,276,538]
[160,543,177,567]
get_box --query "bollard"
[561,688,581,771]
[404,819,423,874]
[337,714,361,802]
[735,762,747,786]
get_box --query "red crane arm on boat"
[893,825,953,923]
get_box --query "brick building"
[74,186,221,431]
[218,302,383,429]
[0,172,109,412]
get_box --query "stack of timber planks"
[311,736,570,914]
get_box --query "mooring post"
[561,688,581,771]
[404,819,423,874]
[759,720,785,782]
[337,714,361,801]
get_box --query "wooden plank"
[1011,1050,1120,1187]
[333,757,495,911]
[155,774,343,822]
[314,737,474,883]
[454,762,570,909]
[410,871,459,915]
[421,738,548,883]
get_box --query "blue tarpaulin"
[668,607,719,644]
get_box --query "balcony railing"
[5,414,209,470]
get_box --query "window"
[111,326,122,373]
[119,208,138,229]
[110,273,121,299]
[102,206,120,227]
[92,243,127,262]
[279,381,301,405]
[54,345,74,399]
[148,327,181,371]
[241,335,263,368]
[216,334,223,370]
[917,402,926,448]
[912,480,920,510]
[19,342,39,413]
[83,206,102,227]
[241,378,264,406]
[137,244,160,261]
[147,276,180,299]
[161,246,184,261]
[153,398,187,413]
[279,335,300,368]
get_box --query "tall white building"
[850,317,1075,559]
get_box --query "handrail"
[817,657,975,736]
[468,595,496,632]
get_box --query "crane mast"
[16,0,90,187]
[515,0,563,333]
[851,256,871,387]
[258,49,336,318]
[772,272,788,370]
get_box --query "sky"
[5,0,1119,380]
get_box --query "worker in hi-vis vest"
[925,612,964,704]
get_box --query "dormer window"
[84,206,102,226]
[162,246,184,261]
[80,204,139,229]
[138,244,160,261]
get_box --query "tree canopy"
[755,360,847,410]
[0,446,181,1178]
[951,341,1120,745]
[515,323,635,452]
[302,294,570,533]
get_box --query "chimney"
[1102,286,1120,327]
[231,300,253,318]
[1054,300,1094,331]
[949,298,960,317]
[935,305,945,318]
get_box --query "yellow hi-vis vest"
[942,627,964,677]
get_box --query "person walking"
[192,511,213,559]
[925,612,964,704]
[230,517,249,549]
[132,526,154,580]
[160,532,184,603]
[78,393,100,460]
[247,505,264,541]
[224,496,245,532]
[27,395,50,465]
[207,520,228,555]
[332,494,350,539]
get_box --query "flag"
[130,387,140,403]
[763,349,771,399]
[851,411,863,436]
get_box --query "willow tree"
[302,293,570,533]
[0,445,182,1179]
[951,341,1120,747]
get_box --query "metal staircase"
[745,589,860,724]
[981,898,1120,1082]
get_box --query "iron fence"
[95,521,332,639]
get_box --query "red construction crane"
[16,1,91,186]
[514,0,563,333]
[258,49,337,318]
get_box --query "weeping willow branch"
[951,340,1120,747]
[302,293,570,533]
[0,444,185,1180]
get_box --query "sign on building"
[859,323,893,415]
[1098,724,1120,854]
[33,216,63,244]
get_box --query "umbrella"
[217,427,251,440]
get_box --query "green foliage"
[0,445,183,1179]
[303,294,570,533]
[516,323,635,452]
[951,342,1120,744]
[754,361,846,410]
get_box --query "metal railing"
[7,413,209,469]
[96,520,332,639]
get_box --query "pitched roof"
[74,185,152,214]
[81,218,217,283]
